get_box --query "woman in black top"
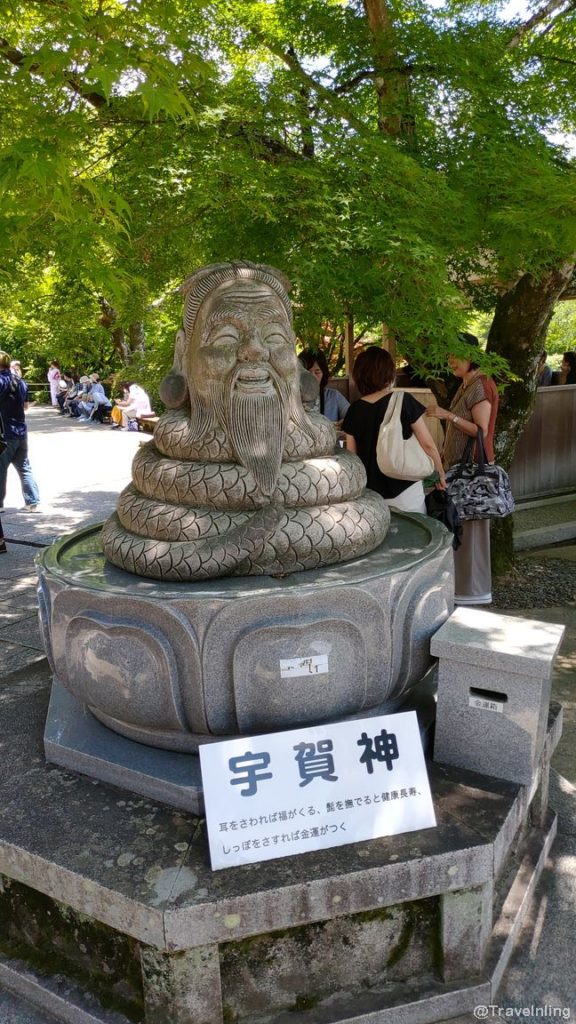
[342,347,445,513]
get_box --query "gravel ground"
[493,556,576,610]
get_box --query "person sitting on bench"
[110,382,152,430]
[77,374,110,421]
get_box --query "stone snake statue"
[102,262,390,580]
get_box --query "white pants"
[382,480,426,514]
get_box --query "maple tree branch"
[0,36,109,109]
[507,0,576,49]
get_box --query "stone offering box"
[433,607,565,785]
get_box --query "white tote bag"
[376,391,434,481]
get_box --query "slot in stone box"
[432,607,564,785]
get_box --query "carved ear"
[298,364,320,404]
[159,370,188,408]
[174,328,187,371]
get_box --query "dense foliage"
[1,0,576,406]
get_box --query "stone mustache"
[102,262,390,580]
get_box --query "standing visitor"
[47,360,61,407]
[537,352,553,387]
[0,351,41,512]
[426,333,499,605]
[561,352,576,385]
[298,349,350,424]
[342,347,445,514]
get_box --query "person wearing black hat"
[426,333,499,605]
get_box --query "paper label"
[280,655,329,678]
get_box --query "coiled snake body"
[102,409,390,580]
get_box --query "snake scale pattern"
[102,406,390,581]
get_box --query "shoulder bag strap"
[380,389,402,427]
[474,426,488,471]
[453,425,489,477]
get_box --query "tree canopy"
[1,0,576,396]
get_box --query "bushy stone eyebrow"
[206,305,287,325]
[201,305,290,345]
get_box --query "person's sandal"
[0,543,7,554]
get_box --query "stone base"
[36,512,454,753]
[0,661,563,1024]
[43,671,438,815]
[44,680,205,815]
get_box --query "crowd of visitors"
[52,371,152,430]
[1,342,573,598]
[341,336,499,605]
[0,355,154,548]
[536,350,576,386]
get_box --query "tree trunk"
[344,311,355,379]
[487,262,575,573]
[128,322,145,356]
[99,297,130,364]
[112,326,129,364]
[363,0,416,143]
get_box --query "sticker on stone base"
[469,696,505,713]
[199,711,436,870]
[280,655,329,678]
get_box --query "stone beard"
[207,367,291,497]
[186,279,312,497]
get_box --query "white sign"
[199,711,436,870]
[469,696,505,713]
[280,655,329,678]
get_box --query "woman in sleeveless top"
[426,334,499,605]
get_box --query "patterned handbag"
[445,427,515,521]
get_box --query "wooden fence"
[508,385,576,501]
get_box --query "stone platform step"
[513,493,576,550]
[0,658,563,1024]
[0,954,129,1024]
[0,813,557,1024]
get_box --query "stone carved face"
[189,279,298,396]
[188,278,301,496]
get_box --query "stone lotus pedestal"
[38,510,454,813]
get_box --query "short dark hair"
[299,349,329,391]
[352,346,395,396]
[458,331,480,371]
